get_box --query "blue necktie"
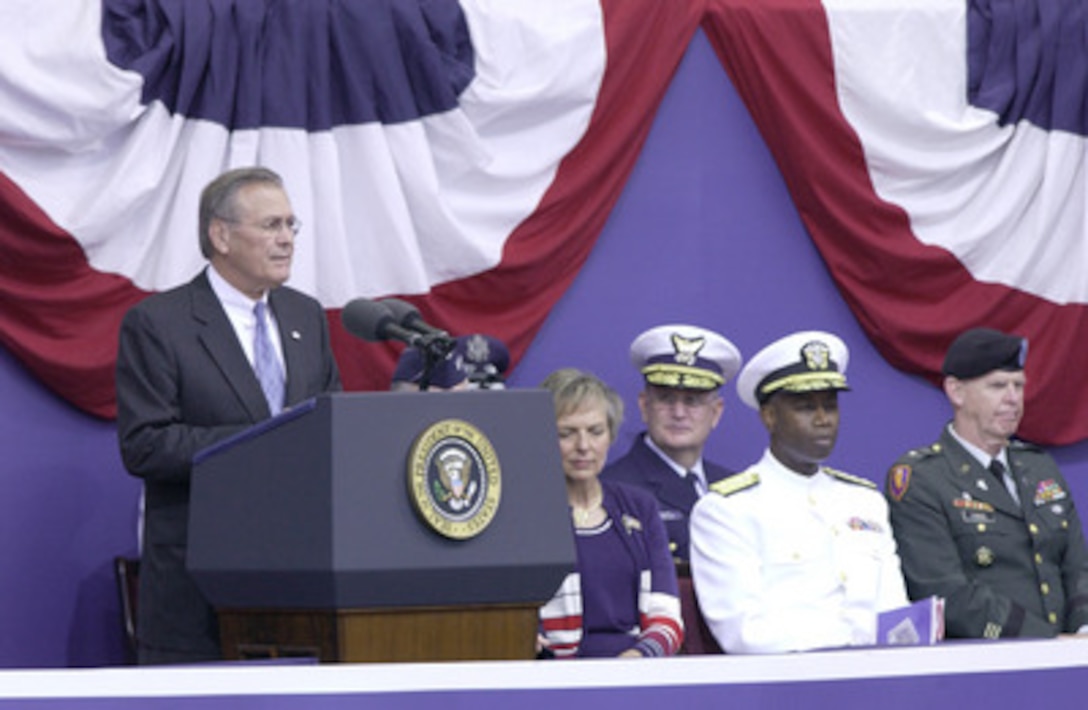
[685,470,704,498]
[253,301,285,415]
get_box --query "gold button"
[977,524,987,532]
[1063,520,1070,529]
[1029,524,1039,534]
[1049,612,1058,624]
[1035,553,1043,564]
[1041,582,1050,595]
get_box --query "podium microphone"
[342,298,457,359]
[380,298,450,338]
[341,298,426,346]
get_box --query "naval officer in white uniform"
[690,330,908,654]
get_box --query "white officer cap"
[630,324,742,391]
[736,330,850,409]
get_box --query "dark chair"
[676,562,722,655]
[113,556,140,664]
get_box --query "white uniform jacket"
[690,450,908,654]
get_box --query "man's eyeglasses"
[217,215,302,236]
[647,388,718,410]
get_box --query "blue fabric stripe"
[101,0,475,130]
[968,0,1088,135]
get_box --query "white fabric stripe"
[0,0,606,306]
[639,572,682,622]
[539,572,582,621]
[826,0,1088,305]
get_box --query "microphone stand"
[416,334,457,391]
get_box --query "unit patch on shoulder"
[887,464,912,501]
[825,467,877,489]
[709,470,759,498]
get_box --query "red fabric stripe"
[702,0,1088,444]
[639,614,684,655]
[0,172,145,418]
[540,616,584,633]
[0,0,705,415]
[332,0,705,393]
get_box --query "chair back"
[676,562,722,655]
[113,556,140,663]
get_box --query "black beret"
[942,327,1027,380]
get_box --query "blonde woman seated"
[538,368,683,658]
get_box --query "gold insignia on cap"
[756,338,848,400]
[671,333,706,366]
[639,330,728,390]
[976,546,994,567]
[802,341,831,371]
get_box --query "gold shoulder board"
[825,467,876,489]
[709,470,760,498]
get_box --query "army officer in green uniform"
[886,327,1088,639]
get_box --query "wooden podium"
[188,391,574,663]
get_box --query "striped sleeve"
[539,573,583,659]
[634,570,684,657]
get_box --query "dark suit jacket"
[116,270,341,663]
[601,434,732,561]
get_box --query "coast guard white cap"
[737,330,850,409]
[630,324,742,391]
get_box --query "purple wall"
[0,345,140,667]
[3,29,1087,668]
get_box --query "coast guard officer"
[601,324,741,561]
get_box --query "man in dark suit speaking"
[116,167,342,664]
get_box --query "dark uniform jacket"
[116,270,341,662]
[885,426,1088,638]
[602,434,732,561]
